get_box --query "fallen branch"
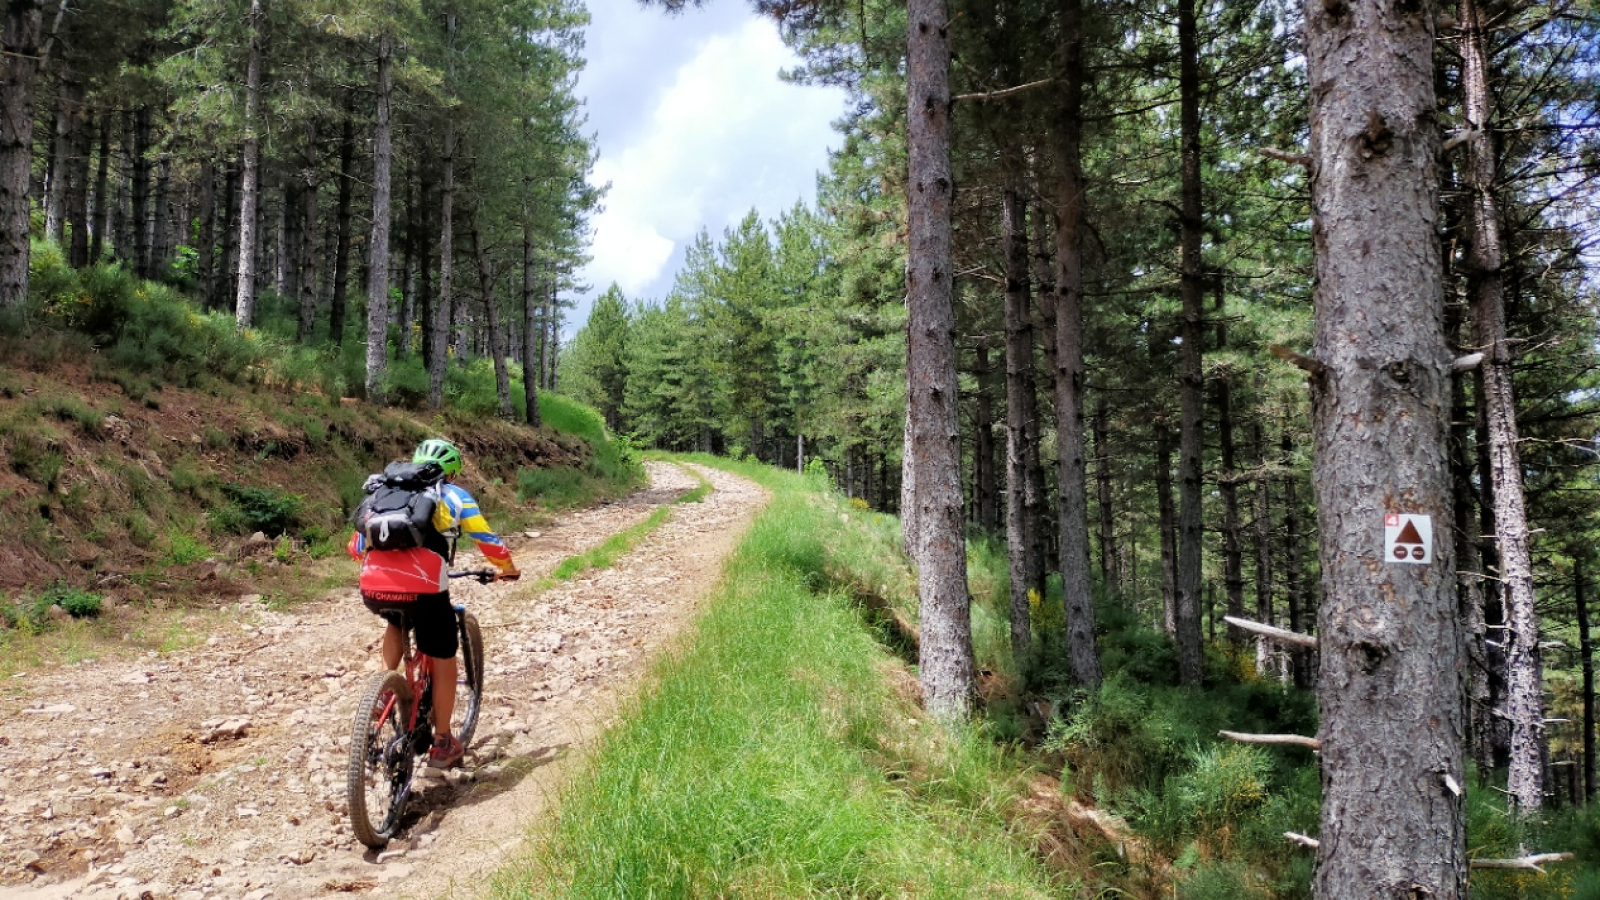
[1224,615,1318,649]
[1470,853,1574,873]
[1220,730,1321,750]
[1284,834,1573,873]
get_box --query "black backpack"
[352,461,446,551]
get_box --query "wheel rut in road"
[0,462,769,900]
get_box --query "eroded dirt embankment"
[0,462,768,900]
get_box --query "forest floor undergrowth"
[0,461,768,900]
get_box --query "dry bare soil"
[0,461,768,900]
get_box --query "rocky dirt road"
[0,462,767,900]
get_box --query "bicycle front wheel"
[347,670,415,848]
[451,609,485,749]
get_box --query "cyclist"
[347,438,520,768]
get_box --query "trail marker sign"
[1384,513,1432,565]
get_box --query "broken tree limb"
[1223,615,1318,649]
[952,78,1054,104]
[1442,128,1483,153]
[1220,730,1322,750]
[1470,853,1575,873]
[1452,352,1485,371]
[1284,834,1572,873]
[1260,147,1311,168]
[1269,344,1326,379]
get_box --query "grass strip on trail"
[490,457,1059,900]
[533,463,711,590]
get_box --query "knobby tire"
[347,670,414,848]
[452,610,485,749]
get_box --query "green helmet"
[413,438,463,477]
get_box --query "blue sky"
[570,0,849,332]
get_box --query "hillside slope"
[0,360,590,609]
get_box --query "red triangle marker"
[1396,520,1424,545]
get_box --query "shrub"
[43,582,103,618]
[213,483,302,536]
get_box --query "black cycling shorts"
[363,590,460,660]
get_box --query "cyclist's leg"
[381,622,404,670]
[409,591,461,740]
[431,655,457,737]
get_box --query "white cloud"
[574,6,845,322]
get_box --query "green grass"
[492,459,1060,899]
[533,464,710,589]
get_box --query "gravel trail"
[0,462,768,900]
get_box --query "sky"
[570,0,849,333]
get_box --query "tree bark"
[1157,418,1177,636]
[1003,146,1044,664]
[196,161,215,303]
[521,216,540,427]
[88,113,110,265]
[430,110,456,410]
[1094,398,1117,592]
[1460,0,1543,814]
[973,344,999,534]
[1577,559,1595,803]
[472,216,512,418]
[906,0,974,723]
[330,108,354,346]
[1051,0,1101,691]
[233,0,264,326]
[1304,0,1465,894]
[364,32,394,403]
[45,75,78,246]
[1283,432,1312,690]
[1253,423,1275,676]
[132,105,151,279]
[1173,0,1206,686]
[296,133,320,344]
[0,0,43,307]
[65,106,91,268]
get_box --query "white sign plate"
[1384,513,1433,565]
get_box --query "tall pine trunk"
[364,32,394,403]
[521,217,540,427]
[429,113,456,410]
[1094,399,1117,591]
[296,133,320,344]
[1051,0,1101,690]
[1304,0,1464,893]
[1002,145,1043,664]
[234,0,262,330]
[1173,0,1206,686]
[0,0,43,307]
[331,108,354,346]
[1253,423,1275,675]
[1461,0,1543,813]
[1157,418,1177,636]
[905,0,974,723]
[88,113,110,264]
[973,345,999,533]
[66,108,91,268]
[472,217,511,418]
[1577,560,1595,803]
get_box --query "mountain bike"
[346,569,493,848]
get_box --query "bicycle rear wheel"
[450,609,485,749]
[347,671,415,848]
